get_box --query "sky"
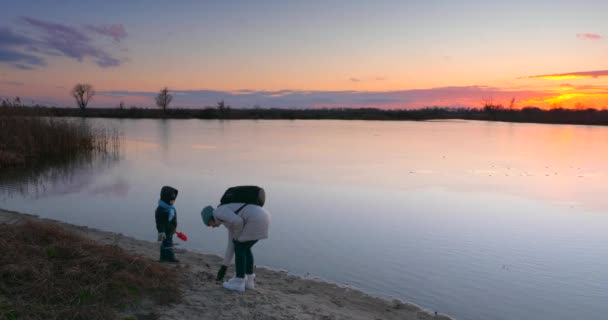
[0,0,607,109]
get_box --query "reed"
[0,107,119,168]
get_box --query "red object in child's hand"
[176,232,188,241]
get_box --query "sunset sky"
[1,0,607,109]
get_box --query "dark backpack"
[220,186,265,207]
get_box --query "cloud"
[14,63,35,70]
[577,33,602,40]
[0,17,126,69]
[523,70,608,80]
[0,48,46,68]
[85,24,127,42]
[99,86,548,109]
[96,55,121,67]
[0,80,24,86]
[20,17,124,68]
[558,83,608,92]
[0,27,46,69]
[350,76,387,82]
[0,27,29,46]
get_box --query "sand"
[0,208,453,320]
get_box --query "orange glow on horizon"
[522,91,608,109]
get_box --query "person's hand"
[157,232,166,242]
[216,265,227,281]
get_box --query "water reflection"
[0,151,121,199]
[158,119,171,160]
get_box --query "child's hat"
[160,186,178,203]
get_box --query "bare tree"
[509,97,516,110]
[217,100,226,110]
[482,96,504,113]
[156,87,173,111]
[72,84,95,110]
[217,100,231,118]
[482,96,494,109]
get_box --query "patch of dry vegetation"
[0,107,118,168]
[0,219,180,320]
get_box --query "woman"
[202,201,271,292]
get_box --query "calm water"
[1,119,607,320]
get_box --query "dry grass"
[0,220,180,320]
[0,108,119,168]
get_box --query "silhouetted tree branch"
[71,84,95,110]
[156,87,173,111]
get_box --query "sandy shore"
[0,208,452,320]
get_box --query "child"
[155,186,179,263]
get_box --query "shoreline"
[0,208,453,320]
[5,105,608,127]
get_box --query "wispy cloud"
[0,48,46,68]
[577,33,602,40]
[0,27,29,46]
[0,27,46,69]
[0,80,24,86]
[0,18,126,69]
[522,70,608,80]
[559,83,608,92]
[85,24,127,42]
[350,76,387,82]
[20,17,124,68]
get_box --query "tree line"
[3,84,608,126]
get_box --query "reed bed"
[0,108,119,168]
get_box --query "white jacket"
[213,203,271,266]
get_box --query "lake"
[1,119,607,320]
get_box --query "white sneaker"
[245,274,255,289]
[223,277,246,292]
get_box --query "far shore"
[0,208,453,320]
[4,105,608,126]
